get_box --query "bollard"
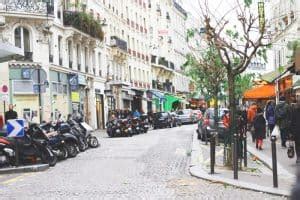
[243,134,247,168]
[205,130,208,145]
[271,135,278,188]
[210,132,216,174]
[233,133,238,179]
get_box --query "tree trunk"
[213,89,219,129]
[226,71,237,166]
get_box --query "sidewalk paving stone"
[190,131,295,197]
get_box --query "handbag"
[287,141,295,159]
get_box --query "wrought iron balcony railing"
[110,36,127,52]
[0,0,54,15]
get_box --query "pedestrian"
[222,110,230,129]
[291,96,300,164]
[275,96,291,148]
[265,100,276,137]
[133,109,141,118]
[4,104,18,123]
[247,103,257,142]
[253,107,266,150]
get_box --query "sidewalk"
[190,131,295,197]
[247,134,297,177]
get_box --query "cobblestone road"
[0,125,286,200]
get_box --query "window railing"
[1,0,54,15]
[63,10,104,41]
[110,36,127,52]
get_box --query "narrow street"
[0,125,285,200]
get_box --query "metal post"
[210,132,216,174]
[233,133,238,179]
[15,138,19,167]
[244,134,247,167]
[271,135,278,188]
[38,68,42,123]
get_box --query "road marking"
[1,173,33,185]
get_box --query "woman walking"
[253,107,266,150]
[265,100,276,136]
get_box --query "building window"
[76,44,81,70]
[14,26,31,53]
[98,52,102,76]
[58,36,63,65]
[68,40,72,68]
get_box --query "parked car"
[176,109,196,124]
[153,112,172,129]
[197,108,229,141]
[169,112,182,127]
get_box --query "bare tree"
[199,0,268,137]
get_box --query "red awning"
[243,84,276,100]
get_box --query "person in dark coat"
[4,104,18,123]
[253,107,266,150]
[265,100,276,136]
[291,97,300,164]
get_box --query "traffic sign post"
[6,119,25,167]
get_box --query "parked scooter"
[0,123,57,167]
[40,122,68,160]
[120,118,132,137]
[140,114,149,133]
[50,121,79,158]
[72,117,99,148]
[106,119,121,137]
[130,117,141,135]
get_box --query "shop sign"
[69,74,79,91]
[258,2,265,33]
[71,92,80,102]
[78,75,87,85]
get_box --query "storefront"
[49,70,70,120]
[69,74,88,121]
[131,89,144,112]
[9,63,45,123]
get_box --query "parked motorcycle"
[106,119,121,137]
[120,118,132,137]
[0,124,57,167]
[72,117,99,148]
[140,115,149,133]
[130,117,141,135]
[50,122,79,158]
[40,123,68,160]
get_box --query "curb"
[247,145,295,179]
[0,164,49,174]
[190,131,291,197]
[189,165,290,197]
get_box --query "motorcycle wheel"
[41,148,57,167]
[78,136,86,152]
[66,142,78,158]
[58,146,68,160]
[107,130,114,137]
[88,136,100,148]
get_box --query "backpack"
[276,104,287,120]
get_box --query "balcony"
[110,36,127,52]
[0,0,54,16]
[158,57,169,68]
[63,11,104,41]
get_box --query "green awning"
[163,94,181,111]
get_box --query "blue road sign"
[6,119,25,138]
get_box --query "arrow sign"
[6,119,24,138]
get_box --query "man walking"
[4,104,18,123]
[265,100,276,137]
[275,96,291,148]
[291,96,300,164]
